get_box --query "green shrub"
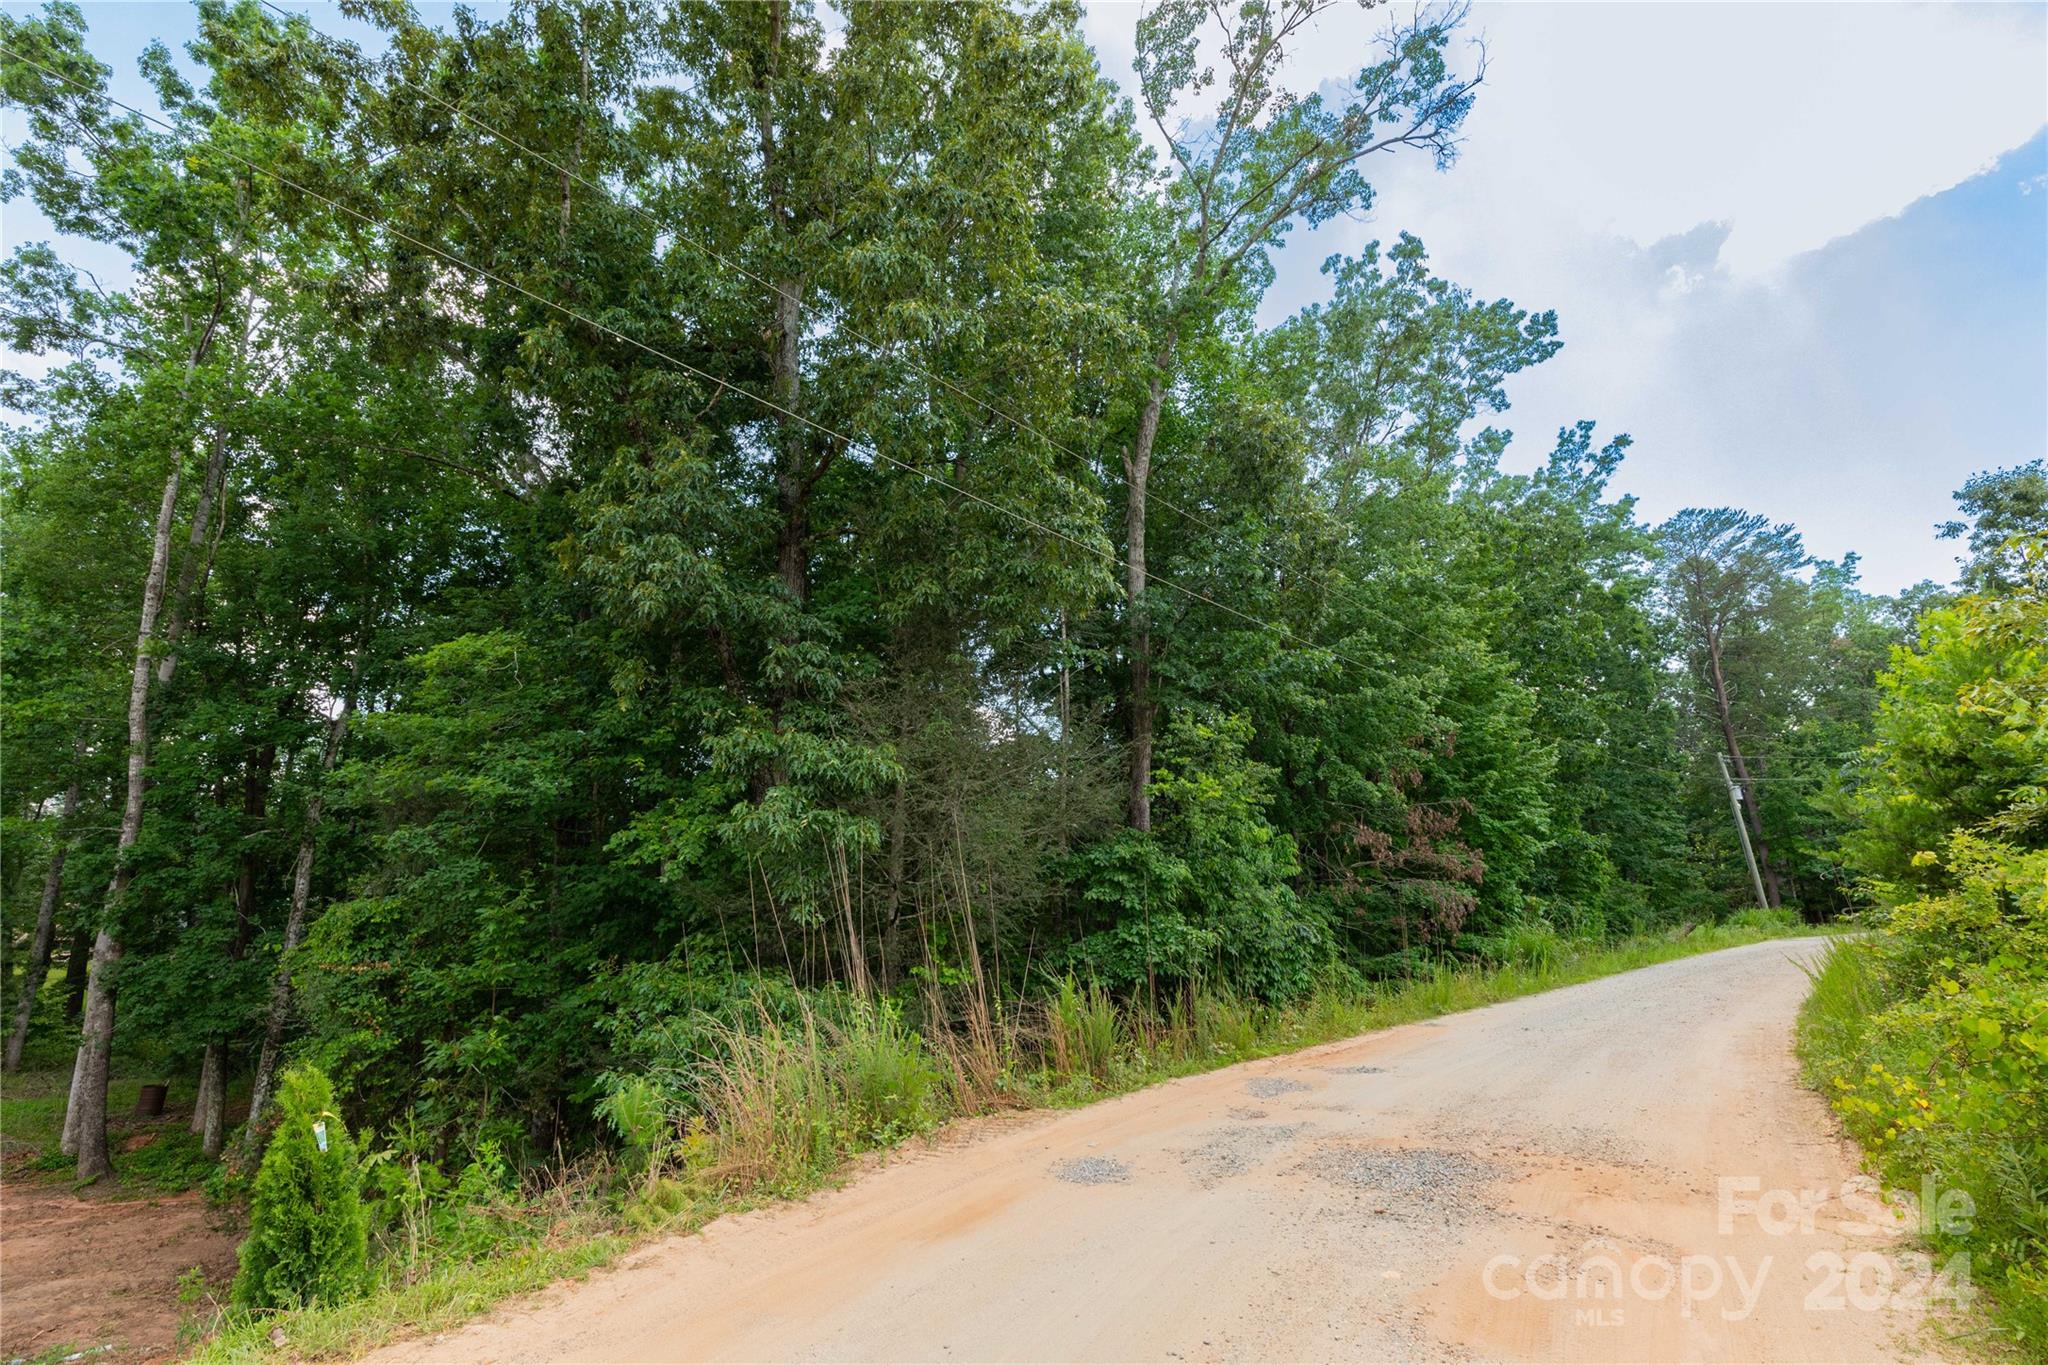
[595,1075,671,1188]
[1046,975,1121,1082]
[834,998,942,1143]
[1723,905,1804,935]
[1190,984,1263,1058]
[232,1064,371,1311]
[1466,917,1567,971]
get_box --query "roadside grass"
[1028,920,1832,1112]
[188,920,1829,1363]
[1797,937,2047,1358]
[189,1235,632,1364]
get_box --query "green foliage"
[1802,543,2048,1348]
[232,1065,370,1312]
[1939,460,2047,593]
[1046,975,1123,1082]
[834,998,944,1144]
[0,0,1979,1350]
[1721,906,1806,936]
[1068,714,1328,1000]
[594,1076,669,1182]
[1656,507,1910,917]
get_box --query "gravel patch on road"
[1050,1156,1131,1185]
[1299,1144,1507,1220]
[1320,1064,1386,1075]
[1178,1123,1312,1185]
[1244,1076,1312,1099]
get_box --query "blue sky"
[1083,1,2048,592]
[6,2,2045,592]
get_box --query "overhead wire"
[251,0,1479,668]
[3,32,1886,794]
[0,38,1388,678]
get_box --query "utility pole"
[1717,752,1770,911]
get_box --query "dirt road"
[372,939,1945,1363]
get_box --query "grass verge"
[1796,936,2046,1358]
[186,920,1828,1362]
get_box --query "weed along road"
[367,940,1942,1364]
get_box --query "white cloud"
[1084,1,2048,278]
[1079,0,2048,591]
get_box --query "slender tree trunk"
[756,1,801,616]
[1123,336,1175,832]
[65,299,225,1175]
[66,455,184,1178]
[559,14,588,250]
[5,779,78,1071]
[241,670,357,1153]
[880,770,909,987]
[744,1,810,811]
[61,923,89,1023]
[154,423,229,688]
[771,277,809,611]
[194,743,271,1155]
[1706,630,1782,907]
[191,1045,216,1130]
[737,273,811,806]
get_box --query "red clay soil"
[0,1168,241,1363]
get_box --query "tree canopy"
[0,0,1951,1176]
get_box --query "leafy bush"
[1804,548,2048,1348]
[595,1075,671,1184]
[834,998,943,1143]
[1721,905,1804,935]
[1045,975,1121,1082]
[1064,912,1219,994]
[1067,714,1331,1002]
[232,1065,370,1311]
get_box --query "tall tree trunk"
[741,0,814,810]
[1123,337,1175,833]
[194,743,271,1155]
[66,301,225,1175]
[190,1044,220,1126]
[5,779,79,1071]
[1706,630,1782,907]
[190,1045,216,1130]
[771,277,809,611]
[240,670,357,1153]
[741,273,811,805]
[193,1043,227,1156]
[65,457,184,1178]
[559,11,588,250]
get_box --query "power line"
[0,39,1386,679]
[251,0,1469,666]
[5,37,1883,797]
[4,42,1884,794]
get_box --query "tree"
[1658,509,1809,907]
[0,0,1918,1189]
[1117,0,1479,829]
[232,1063,369,1310]
[1657,510,1911,914]
[1939,458,2047,593]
